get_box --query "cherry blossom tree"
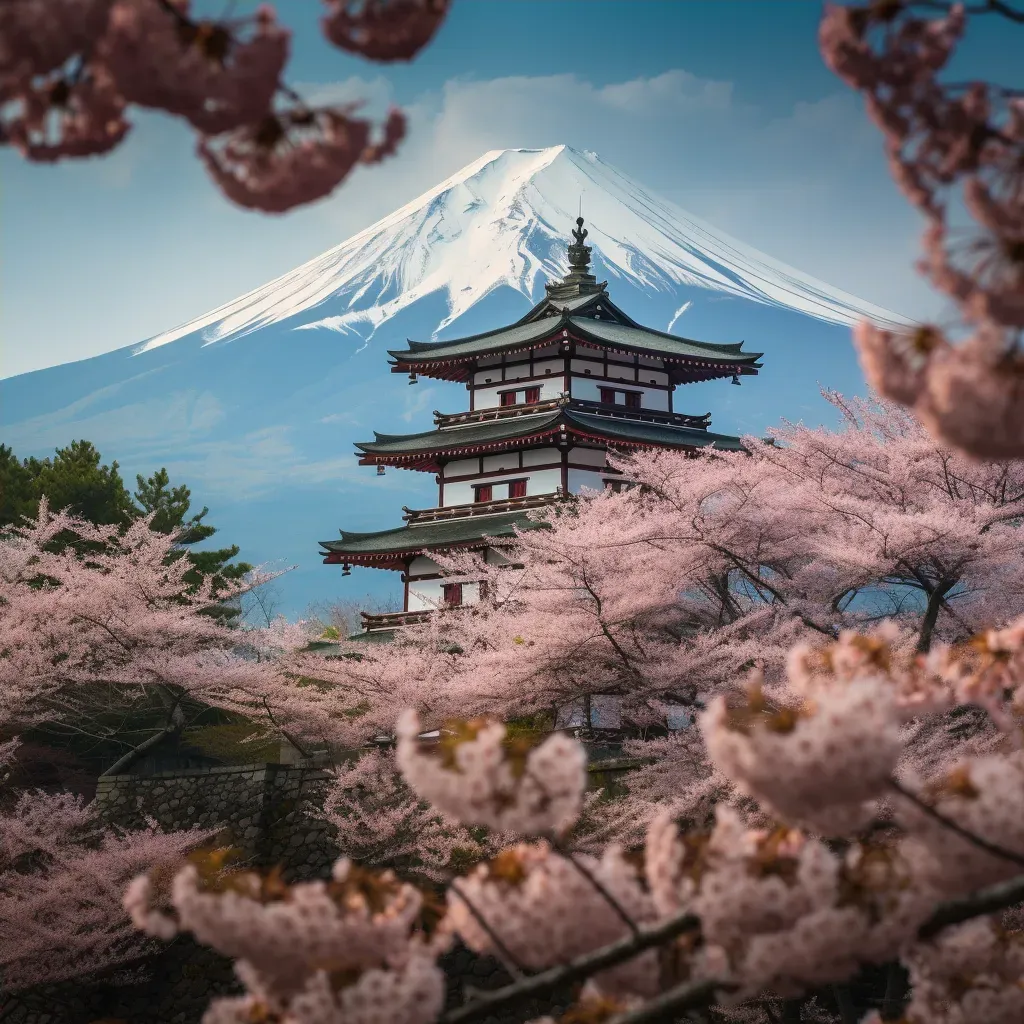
[818,0,1024,458]
[0,0,449,211]
[278,394,1024,854]
[118,393,1024,1022]
[0,499,315,993]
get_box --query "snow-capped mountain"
[1,145,909,618]
[140,145,907,356]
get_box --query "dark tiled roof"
[389,312,761,367]
[320,509,544,556]
[358,408,562,456]
[355,405,744,458]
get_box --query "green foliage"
[0,444,35,528]
[0,441,251,621]
[133,467,251,620]
[0,440,135,534]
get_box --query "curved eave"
[390,322,761,385]
[357,425,565,472]
[321,536,504,571]
[355,421,741,472]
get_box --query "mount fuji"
[1,145,910,618]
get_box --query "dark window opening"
[624,391,641,409]
[499,391,516,407]
[509,479,527,499]
[442,583,463,607]
[474,484,493,503]
[524,386,540,404]
[599,387,616,404]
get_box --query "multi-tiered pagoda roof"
[388,292,761,386]
[320,216,762,638]
[353,397,744,473]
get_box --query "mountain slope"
[138,145,908,355]
[1,145,910,619]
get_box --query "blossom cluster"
[0,0,447,209]
[125,854,447,1024]
[395,710,587,838]
[819,2,1024,459]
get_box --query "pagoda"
[320,217,762,640]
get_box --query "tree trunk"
[100,698,185,776]
[917,581,952,654]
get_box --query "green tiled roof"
[358,408,562,456]
[567,410,746,451]
[355,405,744,458]
[389,312,761,367]
[320,509,544,556]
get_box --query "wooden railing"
[432,396,710,431]
[402,492,561,525]
[434,397,566,428]
[359,609,433,631]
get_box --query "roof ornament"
[567,215,592,274]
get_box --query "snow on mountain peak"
[136,144,910,356]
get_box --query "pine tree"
[132,468,251,619]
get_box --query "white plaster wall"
[474,377,562,410]
[442,479,477,505]
[637,369,669,386]
[570,358,604,377]
[523,446,560,467]
[408,555,442,576]
[442,467,561,505]
[442,458,478,477]
[568,446,607,468]
[482,452,520,473]
[408,578,483,611]
[569,378,669,411]
[568,468,608,494]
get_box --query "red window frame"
[499,390,516,407]
[509,479,527,499]
[624,390,641,409]
[524,386,540,404]
[599,387,616,405]
[442,583,463,607]
[474,484,493,503]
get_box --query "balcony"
[402,492,561,525]
[570,399,710,430]
[359,609,433,631]
[434,396,566,428]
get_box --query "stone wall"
[0,761,571,1024]
[94,761,339,879]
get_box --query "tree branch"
[554,840,641,937]
[887,778,1024,868]
[438,909,701,1024]
[448,880,526,981]
[918,872,1024,939]
[607,977,728,1024]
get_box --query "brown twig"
[439,909,701,1024]
[554,840,642,937]
[448,880,526,981]
[887,777,1024,869]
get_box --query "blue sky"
[2,0,1016,381]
